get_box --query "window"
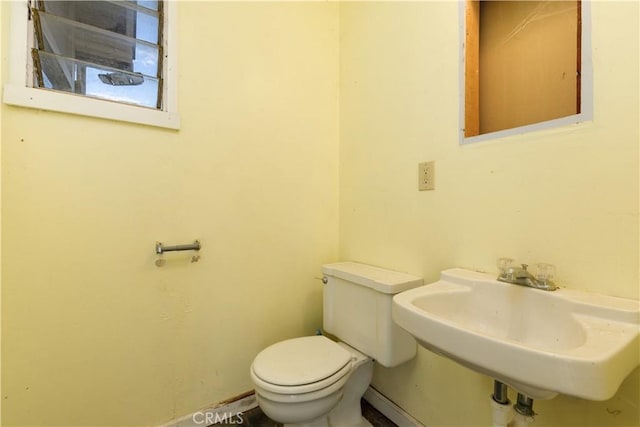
[31,1,163,109]
[3,0,179,129]
[461,0,592,143]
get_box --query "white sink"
[392,268,640,400]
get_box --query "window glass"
[31,0,163,109]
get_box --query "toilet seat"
[251,336,353,395]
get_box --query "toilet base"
[283,415,372,427]
[283,416,329,427]
[327,345,374,427]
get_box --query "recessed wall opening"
[462,0,592,143]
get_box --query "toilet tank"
[322,262,423,367]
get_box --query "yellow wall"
[2,1,639,427]
[340,1,638,426]
[1,2,339,425]
[0,1,3,420]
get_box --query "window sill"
[3,84,180,130]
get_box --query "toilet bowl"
[250,262,423,427]
[251,335,373,427]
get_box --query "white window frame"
[459,0,593,145]
[3,0,180,130]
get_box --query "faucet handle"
[535,263,556,284]
[497,257,514,274]
[521,264,528,271]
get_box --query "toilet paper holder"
[155,240,201,267]
[155,240,201,255]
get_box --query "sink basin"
[392,268,640,400]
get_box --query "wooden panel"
[478,1,578,134]
[464,0,480,138]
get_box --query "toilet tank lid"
[322,262,423,294]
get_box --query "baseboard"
[159,386,422,427]
[159,391,258,427]
[363,386,424,427]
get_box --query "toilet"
[250,262,423,427]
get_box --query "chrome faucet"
[497,260,557,291]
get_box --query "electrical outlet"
[418,161,435,191]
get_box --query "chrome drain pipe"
[512,393,536,427]
[490,382,536,427]
[492,381,509,404]
[514,393,535,417]
[491,381,513,427]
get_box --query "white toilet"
[250,262,423,427]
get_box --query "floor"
[211,399,397,426]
